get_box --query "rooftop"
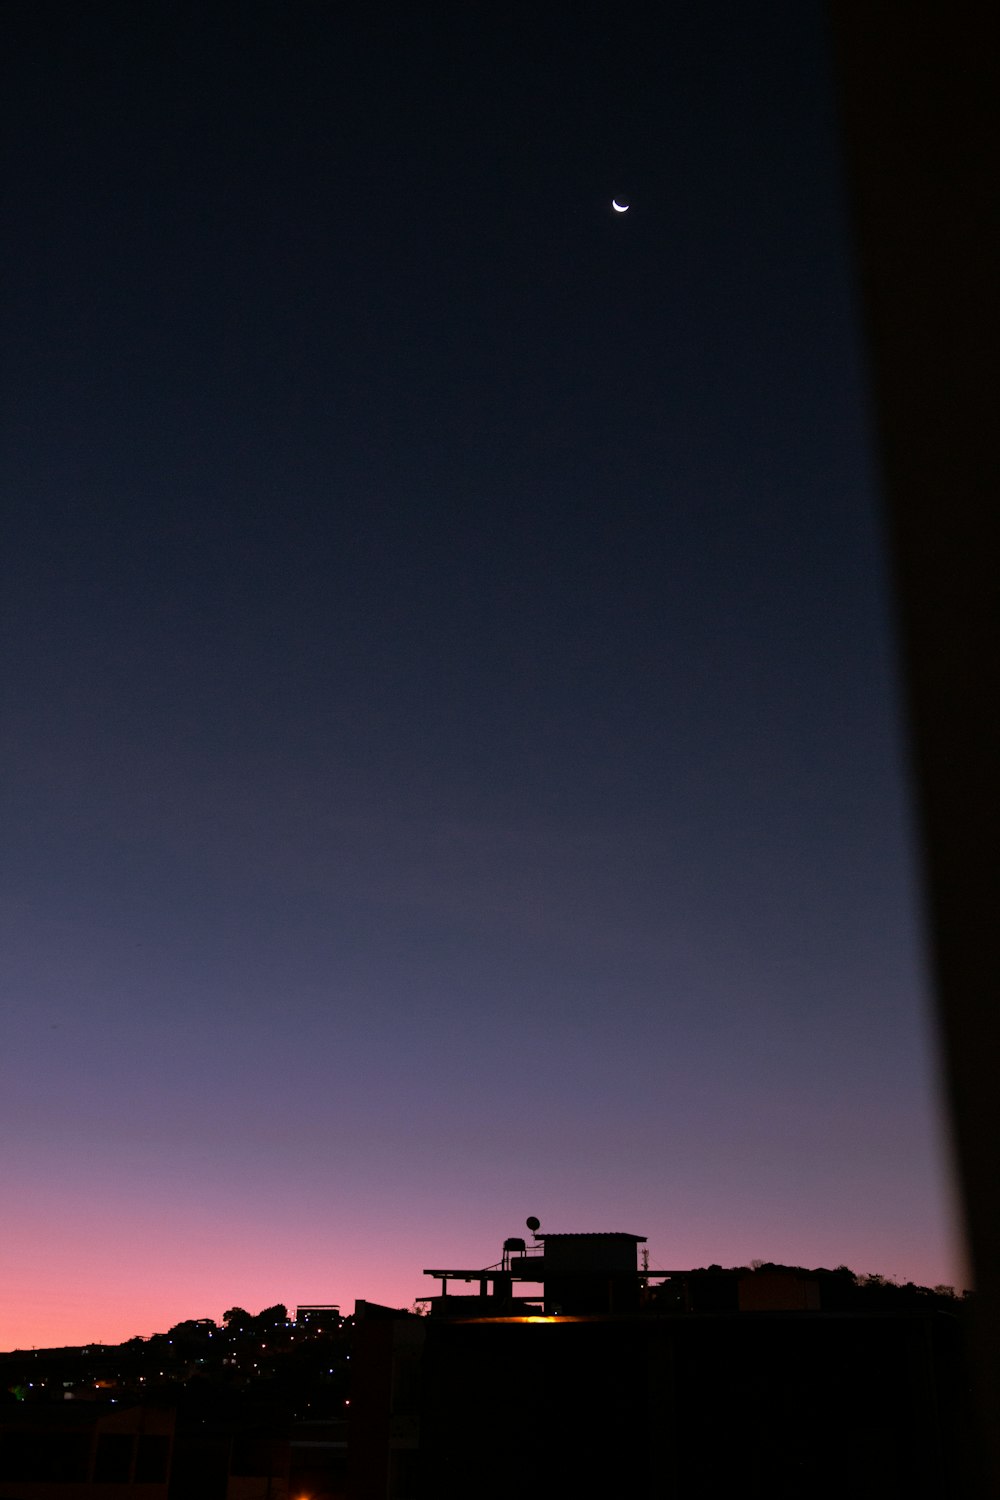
[537,1232,646,1241]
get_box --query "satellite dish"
[526,1216,541,1234]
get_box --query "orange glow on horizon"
[463,1315,582,1324]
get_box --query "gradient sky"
[1,2,961,1350]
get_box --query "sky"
[1,1,962,1349]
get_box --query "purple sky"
[1,1,961,1349]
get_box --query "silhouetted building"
[349,1223,971,1500]
[422,1226,653,1316]
[0,1402,174,1497]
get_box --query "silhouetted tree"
[223,1307,252,1329]
[253,1304,289,1329]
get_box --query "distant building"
[295,1304,341,1330]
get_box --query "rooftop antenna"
[526,1216,541,1238]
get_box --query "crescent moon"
[612,200,629,213]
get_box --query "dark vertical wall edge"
[828,4,1000,1491]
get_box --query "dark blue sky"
[1,2,958,1345]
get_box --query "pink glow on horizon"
[3,992,965,1352]
[2,1188,967,1351]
